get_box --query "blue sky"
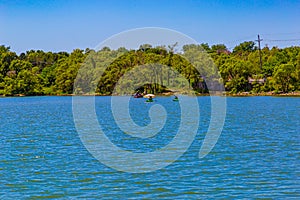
[0,0,300,53]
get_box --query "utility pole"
[256,34,263,70]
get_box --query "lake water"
[0,96,299,198]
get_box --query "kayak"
[173,98,179,101]
[146,99,154,102]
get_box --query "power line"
[225,35,257,45]
[217,32,300,50]
[261,32,300,36]
[264,39,300,42]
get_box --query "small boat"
[144,94,155,98]
[144,94,155,102]
[173,96,179,101]
[133,92,143,98]
[146,98,154,102]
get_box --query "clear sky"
[1,0,300,54]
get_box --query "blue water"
[0,96,299,198]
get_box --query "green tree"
[233,41,256,56]
[211,44,228,54]
[273,63,294,93]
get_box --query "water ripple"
[0,96,299,198]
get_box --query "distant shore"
[1,91,300,97]
[225,91,300,97]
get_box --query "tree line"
[0,41,299,96]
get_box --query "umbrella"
[143,94,155,98]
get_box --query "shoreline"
[224,91,300,97]
[1,91,300,97]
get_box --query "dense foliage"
[0,42,299,96]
